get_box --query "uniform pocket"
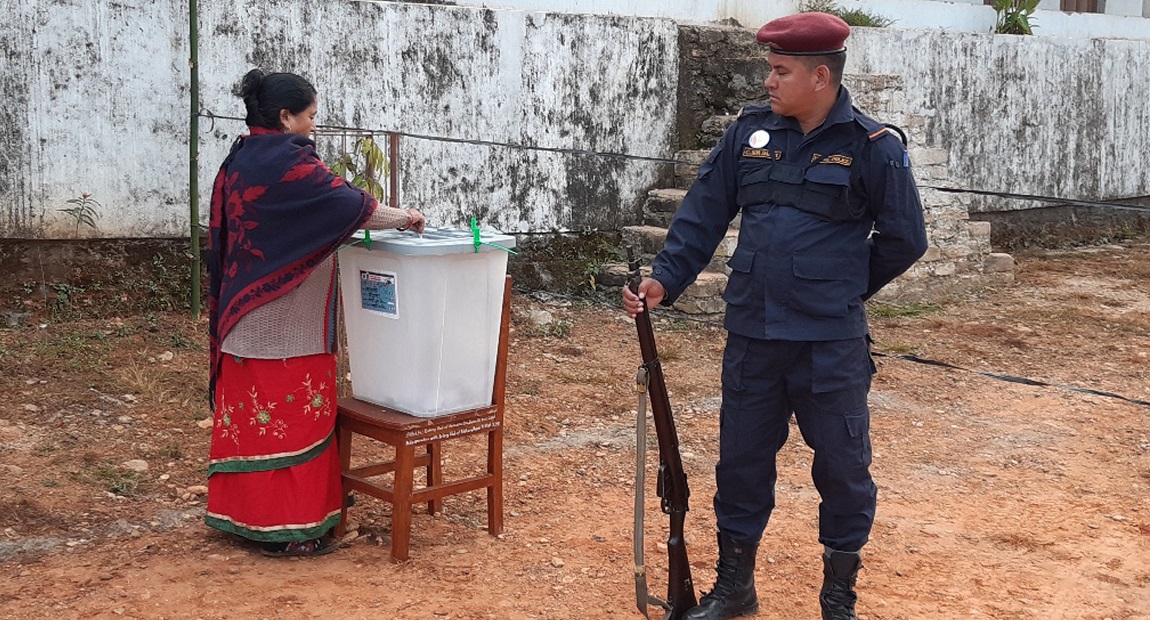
[789,254,861,318]
[722,246,758,307]
[736,161,775,209]
[802,165,866,221]
[843,407,869,439]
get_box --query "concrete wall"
[0,0,190,238]
[459,0,1150,40]
[1,0,679,238]
[847,28,1150,208]
[2,1,1148,239]
[197,1,679,235]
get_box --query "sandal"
[260,535,339,558]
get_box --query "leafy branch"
[993,0,1039,35]
[329,137,388,202]
[59,193,101,236]
[799,0,895,28]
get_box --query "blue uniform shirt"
[651,87,928,341]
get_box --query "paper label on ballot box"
[359,270,399,319]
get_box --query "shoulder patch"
[737,104,772,120]
[880,123,908,146]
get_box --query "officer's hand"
[622,277,666,319]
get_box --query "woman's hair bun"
[240,69,265,104]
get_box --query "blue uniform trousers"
[714,333,876,552]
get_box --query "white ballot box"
[337,226,515,417]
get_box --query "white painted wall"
[1,0,1147,239]
[463,0,1150,40]
[197,1,679,235]
[1,0,190,238]
[848,28,1150,202]
[1,0,679,238]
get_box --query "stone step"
[595,264,728,316]
[642,188,687,227]
[620,224,739,276]
[642,187,742,230]
[673,149,710,190]
[698,114,738,148]
[672,271,728,316]
[620,225,668,258]
[595,262,644,289]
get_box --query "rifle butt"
[664,512,697,618]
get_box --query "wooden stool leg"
[486,427,503,535]
[335,422,353,537]
[391,443,416,562]
[427,441,443,516]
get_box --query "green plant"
[993,0,1039,35]
[58,193,101,236]
[159,442,184,459]
[90,464,143,497]
[329,137,389,201]
[799,0,895,27]
[49,283,84,319]
[866,301,943,319]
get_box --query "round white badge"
[748,130,770,149]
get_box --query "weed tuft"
[867,302,943,319]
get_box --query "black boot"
[683,531,758,620]
[819,550,862,620]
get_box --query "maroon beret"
[755,12,850,56]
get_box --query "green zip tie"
[364,229,371,250]
[469,216,518,256]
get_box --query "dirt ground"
[2,241,1149,620]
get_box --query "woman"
[206,69,425,557]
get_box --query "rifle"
[629,252,697,620]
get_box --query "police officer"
[623,12,928,620]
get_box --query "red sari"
[206,127,375,542]
[206,354,342,541]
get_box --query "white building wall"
[1,0,1147,239]
[0,0,191,238]
[848,28,1150,202]
[463,0,1150,40]
[1,0,679,238]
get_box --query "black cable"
[203,107,1148,406]
[199,110,1149,215]
[520,287,1150,410]
[873,352,1150,408]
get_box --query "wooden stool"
[334,277,510,561]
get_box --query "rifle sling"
[634,364,670,619]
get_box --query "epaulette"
[866,127,891,141]
[736,104,773,119]
[864,122,908,146]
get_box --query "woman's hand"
[399,209,426,234]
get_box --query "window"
[1059,0,1102,12]
[983,0,1103,12]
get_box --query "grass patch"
[86,463,145,498]
[867,302,943,319]
[30,326,111,373]
[876,341,919,355]
[660,343,684,362]
[158,442,184,460]
[523,319,572,339]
